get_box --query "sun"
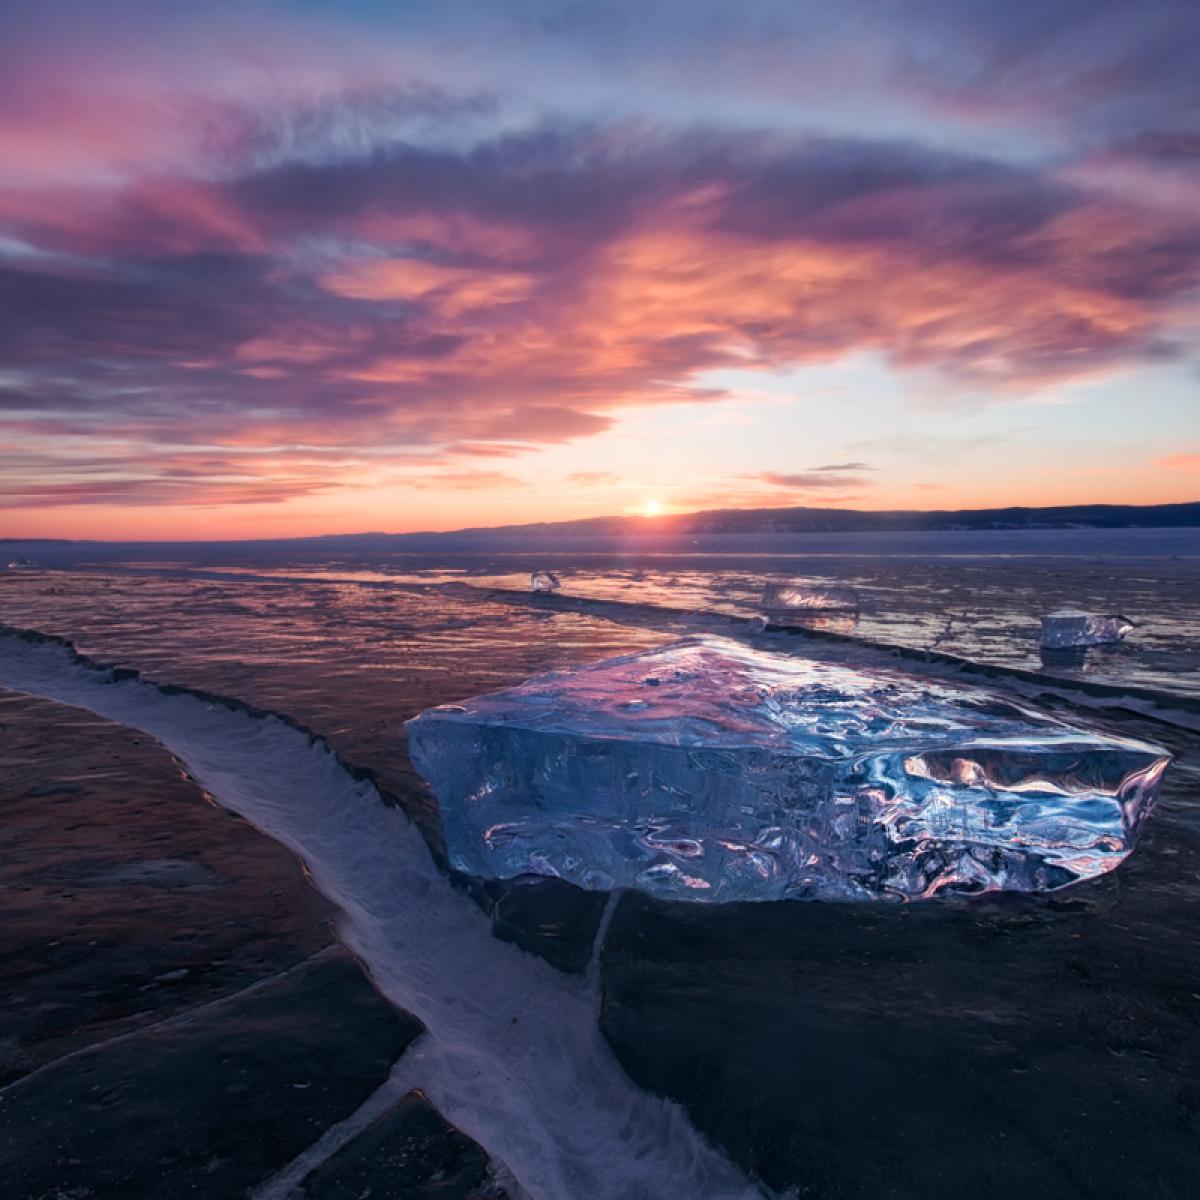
[639,497,664,518]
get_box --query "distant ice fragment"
[763,581,859,624]
[1041,611,1135,649]
[406,638,1169,903]
[530,571,562,594]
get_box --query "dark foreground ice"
[408,637,1170,901]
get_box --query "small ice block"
[762,581,859,621]
[406,637,1169,903]
[1041,611,1135,649]
[530,571,562,593]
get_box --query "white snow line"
[586,889,623,1001]
[0,632,768,1200]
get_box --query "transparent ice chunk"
[530,570,562,594]
[1041,611,1136,649]
[762,581,859,622]
[406,638,1169,903]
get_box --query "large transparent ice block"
[406,638,1169,902]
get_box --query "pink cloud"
[2,106,1198,514]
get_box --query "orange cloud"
[568,471,622,486]
[4,114,1198,529]
[321,258,532,316]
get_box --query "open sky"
[3,0,1198,538]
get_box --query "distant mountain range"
[4,502,1199,550]
[440,501,1200,538]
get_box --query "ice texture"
[530,571,562,593]
[763,581,859,617]
[406,638,1169,903]
[1041,611,1136,649]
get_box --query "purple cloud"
[1,2,1197,512]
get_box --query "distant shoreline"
[5,501,1199,548]
[4,524,1200,566]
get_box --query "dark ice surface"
[0,690,496,1199]
[0,537,1198,1199]
[0,689,332,1080]
[1,951,416,1200]
[298,1091,497,1199]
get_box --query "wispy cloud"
[1154,452,1200,470]
[409,469,526,490]
[752,471,876,491]
[568,471,623,486]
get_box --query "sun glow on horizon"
[638,497,665,518]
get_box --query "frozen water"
[763,581,859,618]
[1041,611,1136,649]
[406,637,1170,903]
[530,570,562,593]
[0,631,762,1200]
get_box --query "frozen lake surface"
[1,531,1198,1198]
[17,525,1191,698]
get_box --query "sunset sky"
[3,0,1198,539]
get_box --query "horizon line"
[4,498,1199,546]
